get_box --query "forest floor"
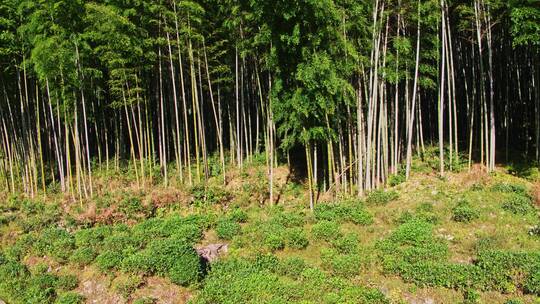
[1,154,540,304]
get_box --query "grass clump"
[216,219,241,240]
[285,228,309,249]
[366,190,399,205]
[311,220,341,241]
[452,200,480,223]
[54,292,85,304]
[313,201,373,226]
[501,194,535,215]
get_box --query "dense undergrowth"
[0,156,539,303]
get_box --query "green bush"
[272,211,306,227]
[69,247,96,266]
[170,223,203,244]
[523,266,540,295]
[33,227,75,262]
[501,194,535,215]
[462,288,480,304]
[144,239,201,286]
[95,250,123,271]
[311,220,341,241]
[321,248,362,278]
[331,233,359,254]
[348,204,374,225]
[118,195,152,219]
[366,190,399,205]
[452,200,480,223]
[54,292,85,304]
[387,173,406,187]
[504,299,524,304]
[56,274,79,291]
[314,203,347,222]
[227,208,248,223]
[285,228,309,249]
[314,202,373,225]
[265,233,285,251]
[276,257,307,278]
[491,182,529,197]
[74,226,111,249]
[112,275,143,299]
[216,220,241,240]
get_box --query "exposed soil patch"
[131,277,190,304]
[77,269,124,304]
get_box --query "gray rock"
[196,243,228,263]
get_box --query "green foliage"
[387,173,406,187]
[69,247,96,266]
[276,257,307,278]
[504,299,524,304]
[227,208,248,223]
[321,248,362,278]
[331,233,359,254]
[216,219,241,240]
[452,200,480,223]
[491,182,530,197]
[95,250,123,272]
[501,194,535,215]
[462,289,480,304]
[191,185,230,206]
[523,266,540,295]
[121,238,202,286]
[285,228,309,249]
[366,190,399,205]
[54,292,85,304]
[118,195,153,220]
[314,201,373,225]
[112,275,143,299]
[264,233,285,251]
[33,228,75,262]
[56,274,78,291]
[311,220,341,241]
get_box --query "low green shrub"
[118,195,152,219]
[462,288,480,304]
[190,185,230,206]
[33,228,75,262]
[311,220,341,241]
[227,208,248,223]
[74,226,111,250]
[56,274,79,291]
[69,247,96,266]
[491,182,529,197]
[123,238,202,286]
[216,220,241,240]
[321,248,362,278]
[501,194,535,215]
[276,257,307,278]
[348,204,374,225]
[387,173,406,187]
[452,200,480,223]
[272,211,306,228]
[54,292,85,304]
[314,202,373,225]
[285,228,309,249]
[523,266,540,295]
[95,250,123,272]
[331,233,359,254]
[366,190,399,205]
[265,233,285,251]
[112,275,143,299]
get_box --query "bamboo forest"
[0,0,539,303]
